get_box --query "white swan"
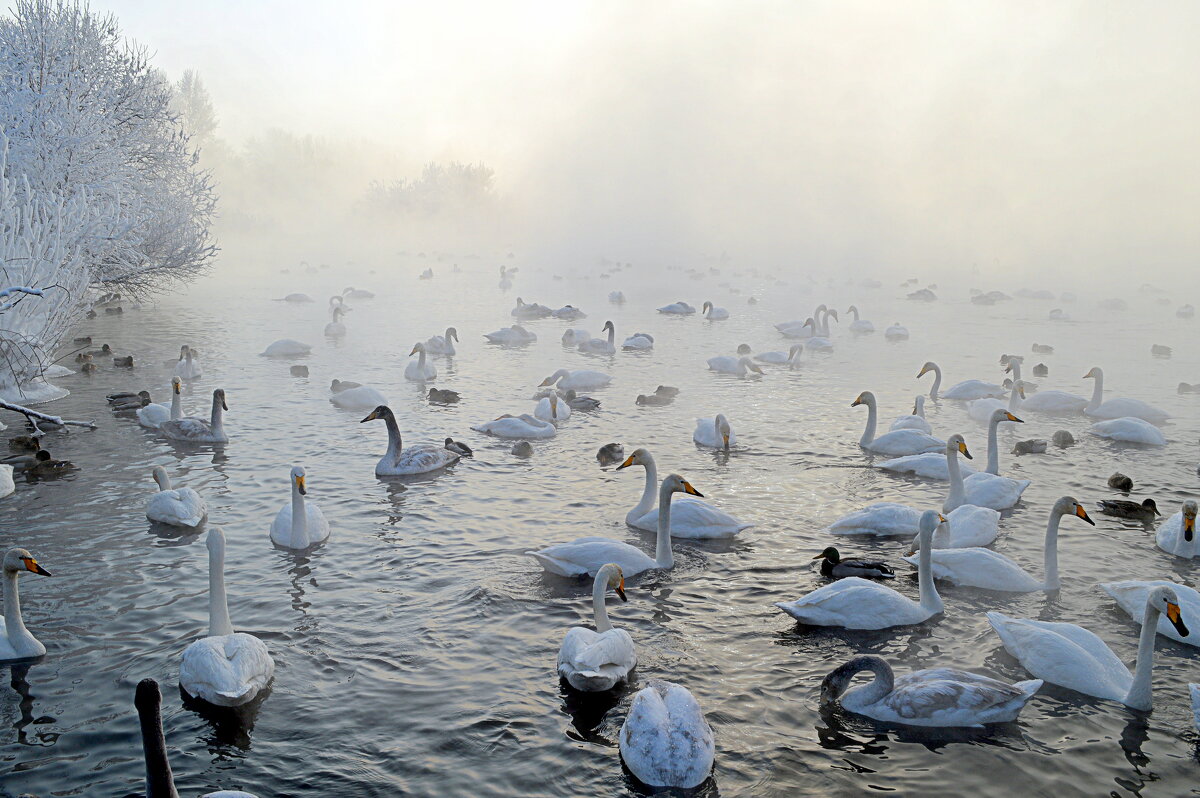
[562,328,590,346]
[846,305,875,334]
[269,466,330,549]
[966,381,1023,423]
[136,678,263,798]
[540,368,611,391]
[363,405,461,474]
[525,474,700,577]
[755,344,803,365]
[706,355,764,376]
[877,452,978,481]
[828,502,998,547]
[1103,579,1200,648]
[472,413,556,440]
[261,339,312,357]
[161,389,228,444]
[701,300,729,320]
[553,304,587,320]
[484,325,537,345]
[917,361,1005,401]
[1089,417,1166,446]
[0,548,51,661]
[609,290,626,304]
[0,465,11,499]
[656,301,696,314]
[889,395,931,434]
[557,563,636,691]
[404,342,437,381]
[693,413,735,450]
[943,434,1029,512]
[330,384,388,411]
[1155,500,1198,558]
[174,345,202,380]
[619,448,752,538]
[511,297,552,319]
[852,391,944,455]
[777,510,944,629]
[179,528,275,706]
[819,655,1041,728]
[885,322,909,340]
[1083,367,1170,423]
[146,466,207,527]
[137,377,183,429]
[903,497,1093,592]
[578,320,616,354]
[987,584,1188,710]
[324,306,347,337]
[621,332,654,350]
[619,680,714,789]
[1009,359,1087,413]
[344,286,374,299]
[534,394,571,424]
[425,326,458,355]
[779,315,819,340]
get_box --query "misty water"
[1,259,1198,797]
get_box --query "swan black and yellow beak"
[617,455,635,470]
[1075,505,1095,525]
[173,382,181,394]
[360,409,380,423]
[1166,601,1189,637]
[917,365,930,377]
[1185,515,1195,541]
[409,345,419,356]
[1006,412,1023,423]
[850,394,864,407]
[938,514,948,523]
[538,377,554,387]
[616,577,627,602]
[722,432,730,448]
[958,441,972,459]
[682,480,704,498]
[296,474,307,495]
[220,394,228,411]
[21,556,50,576]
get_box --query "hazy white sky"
[103,0,1200,280]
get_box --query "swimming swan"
[160,389,228,444]
[1102,579,1200,648]
[424,327,459,355]
[702,300,729,320]
[618,448,752,538]
[918,361,1005,401]
[0,548,52,661]
[484,325,537,345]
[540,368,612,392]
[619,680,715,789]
[578,321,616,354]
[137,377,183,429]
[845,305,875,334]
[1083,367,1170,424]
[261,339,312,357]
[943,434,1029,512]
[1089,417,1166,446]
[472,413,557,440]
[269,466,330,549]
[557,563,636,691]
[693,413,736,450]
[363,405,461,474]
[146,466,207,527]
[534,394,570,424]
[889,395,931,434]
[852,391,944,455]
[174,345,202,380]
[1156,500,1198,558]
[706,355,764,376]
[404,342,437,381]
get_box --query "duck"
[609,290,626,304]
[621,332,654,350]
[903,497,1093,592]
[539,368,611,392]
[693,413,735,450]
[534,394,570,424]
[363,406,461,474]
[269,466,330,548]
[404,342,437,381]
[79,354,97,373]
[1097,498,1160,521]
[79,343,112,360]
[636,393,672,407]
[917,361,1005,401]
[1089,417,1166,446]
[174,344,203,380]
[145,466,207,527]
[427,387,460,403]
[110,390,151,412]
[511,441,534,457]
[260,339,312,357]
[1083,367,1170,423]
[0,548,52,661]
[179,528,275,706]
[557,563,636,692]
[701,300,729,320]
[884,322,909,340]
[324,306,347,337]
[619,448,751,538]
[776,510,945,629]
[1012,439,1047,454]
[472,412,556,440]
[1032,343,1054,354]
[852,391,945,455]
[290,365,309,377]
[113,355,134,367]
[444,438,472,457]
[578,320,616,354]
[1102,579,1200,648]
[1156,501,1198,558]
[845,305,875,333]
[160,389,228,444]
[706,354,764,377]
[812,547,894,579]
[424,327,459,355]
[1052,430,1075,446]
[987,584,1188,710]
[656,301,696,314]
[330,379,362,393]
[654,385,679,398]
[526,474,701,577]
[137,378,183,429]
[819,655,1041,728]
[943,434,1029,512]
[888,395,932,434]
[6,434,39,451]
[1108,472,1134,491]
[619,680,714,790]
[596,443,624,465]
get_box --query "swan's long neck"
[418,348,427,370]
[986,418,1001,476]
[383,412,403,461]
[855,658,895,705]
[2,569,35,652]
[444,328,455,353]
[291,479,309,548]
[916,523,943,614]
[655,484,675,568]
[859,396,878,446]
[914,396,926,418]
[945,447,966,510]
[209,396,223,433]
[208,541,233,637]
[819,308,830,336]
[607,325,615,345]
[927,364,942,400]
[153,469,172,491]
[169,389,181,421]
[592,576,613,632]
[1041,509,1064,590]
[1007,382,1022,412]
[1125,599,1163,710]
[627,457,660,524]
[138,695,180,798]
[1087,370,1104,410]
[849,306,860,322]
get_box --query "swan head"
[1182,500,1197,541]
[662,473,703,498]
[617,447,651,470]
[946,434,972,459]
[409,342,426,356]
[736,343,752,356]
[812,546,841,564]
[596,563,627,601]
[539,369,570,387]
[602,320,614,332]
[213,388,227,411]
[826,309,838,323]
[1052,496,1095,525]
[290,466,307,495]
[847,305,858,314]
[820,656,888,705]
[990,409,1023,425]
[206,526,227,554]
[360,405,393,424]
[906,512,948,555]
[917,361,937,378]
[1148,585,1189,638]
[850,391,875,408]
[803,317,817,330]
[447,327,458,342]
[2,547,51,576]
[715,414,732,448]
[548,395,559,419]
[789,344,803,359]
[1083,367,1101,380]
[171,377,182,394]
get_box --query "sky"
[102,0,1200,282]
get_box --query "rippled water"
[1,258,1197,798]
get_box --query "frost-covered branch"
[0,398,95,430]
[0,286,43,312]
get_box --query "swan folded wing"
[987,613,1129,700]
[631,498,752,538]
[148,490,205,527]
[383,444,459,475]
[164,418,212,439]
[776,577,922,628]
[963,473,1030,509]
[827,503,921,537]
[526,537,655,577]
[866,430,945,455]
[621,681,714,789]
[558,628,635,683]
[1103,579,1198,644]
[180,633,274,705]
[882,670,1039,722]
[878,454,976,480]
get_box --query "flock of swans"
[3,278,1197,796]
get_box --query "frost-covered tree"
[173,69,217,147]
[364,162,497,217]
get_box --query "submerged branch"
[0,398,96,430]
